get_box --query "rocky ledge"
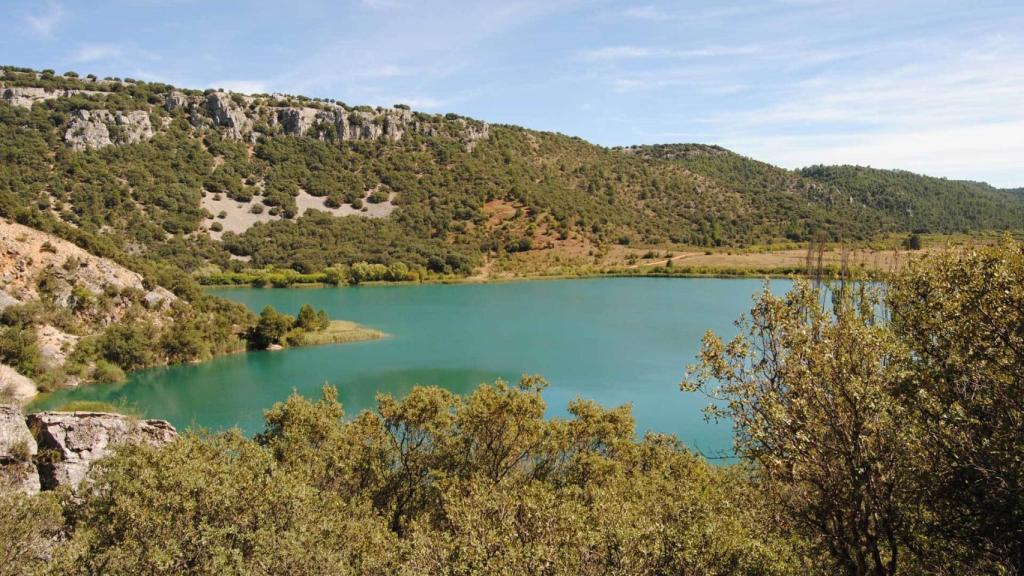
[0,405,176,495]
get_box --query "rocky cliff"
[0,85,103,108]
[163,89,490,147]
[64,109,154,150]
[0,405,176,495]
[0,218,181,397]
[2,74,490,152]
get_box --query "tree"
[249,306,294,349]
[0,325,42,377]
[902,233,922,250]
[295,304,329,331]
[684,280,919,576]
[888,240,1024,571]
[66,432,398,575]
[98,322,158,371]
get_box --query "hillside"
[2,66,1022,284]
[0,218,252,397]
[622,144,1024,238]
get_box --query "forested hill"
[622,144,1024,238]
[2,66,1023,280]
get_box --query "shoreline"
[23,319,388,411]
[200,266,872,291]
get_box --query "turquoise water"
[34,278,787,458]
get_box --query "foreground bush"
[4,381,806,575]
[686,239,1024,575]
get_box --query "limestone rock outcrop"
[164,90,190,111]
[269,104,489,148]
[0,364,38,404]
[64,109,154,150]
[0,404,39,495]
[206,92,251,139]
[1,406,177,494]
[1,218,177,312]
[0,405,36,460]
[0,461,40,494]
[1,86,103,108]
[4,81,490,149]
[29,411,177,490]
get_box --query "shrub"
[92,359,127,383]
[248,306,294,348]
[97,323,157,371]
[0,325,42,377]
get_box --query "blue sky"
[2,0,1023,187]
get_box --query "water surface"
[34,278,787,458]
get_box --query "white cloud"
[581,44,763,62]
[70,43,122,63]
[25,1,63,37]
[697,36,1024,187]
[216,80,269,94]
[723,121,1024,188]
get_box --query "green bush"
[97,322,157,371]
[92,359,126,383]
[0,325,42,377]
[248,306,294,348]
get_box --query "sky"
[2,0,1023,187]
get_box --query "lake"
[33,277,788,458]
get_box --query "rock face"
[0,404,39,495]
[36,325,80,369]
[269,104,489,148]
[1,218,177,312]
[164,90,189,111]
[0,86,103,108]
[0,406,176,494]
[29,412,177,490]
[4,79,490,150]
[0,461,40,494]
[64,109,154,150]
[0,405,36,460]
[206,92,251,139]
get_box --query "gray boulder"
[164,90,189,111]
[0,404,36,460]
[29,412,176,490]
[0,461,40,495]
[0,404,38,495]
